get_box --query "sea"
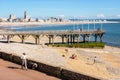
[1,23,120,48]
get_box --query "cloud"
[117,14,120,18]
[97,14,105,18]
[57,15,65,18]
[101,8,117,10]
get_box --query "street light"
[100,19,103,30]
[88,18,89,31]
[94,19,95,30]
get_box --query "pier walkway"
[0,29,105,44]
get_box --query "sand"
[0,35,120,80]
[0,21,118,27]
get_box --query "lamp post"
[101,18,102,30]
[94,20,95,30]
[88,18,89,31]
[73,16,75,31]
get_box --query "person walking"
[21,53,28,70]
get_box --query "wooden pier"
[0,29,105,44]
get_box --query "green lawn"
[48,42,105,48]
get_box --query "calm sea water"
[1,23,120,47]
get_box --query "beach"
[1,0,120,80]
[0,35,120,80]
[0,21,118,27]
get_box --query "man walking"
[21,53,28,70]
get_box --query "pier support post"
[62,35,64,44]
[59,35,65,44]
[94,34,98,42]
[22,35,25,43]
[77,35,79,43]
[82,35,86,42]
[73,35,75,43]
[6,35,15,43]
[49,37,51,44]
[87,34,90,42]
[7,35,10,43]
[99,34,103,42]
[48,35,54,44]
[32,35,40,44]
[35,37,39,44]
[18,35,29,43]
[52,35,54,45]
[70,35,73,44]
[66,35,69,44]
[65,35,69,44]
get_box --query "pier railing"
[0,30,105,35]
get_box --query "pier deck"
[0,29,105,44]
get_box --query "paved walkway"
[0,59,61,80]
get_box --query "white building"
[24,11,30,22]
[0,18,8,22]
[8,14,16,22]
[28,18,36,22]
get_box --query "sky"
[0,0,120,19]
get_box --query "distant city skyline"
[0,0,120,19]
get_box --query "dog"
[29,62,38,69]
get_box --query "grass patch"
[48,42,105,48]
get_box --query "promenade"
[0,59,60,80]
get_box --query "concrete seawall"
[0,51,101,80]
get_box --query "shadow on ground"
[7,66,21,69]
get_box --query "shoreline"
[105,43,120,48]
[0,21,119,27]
